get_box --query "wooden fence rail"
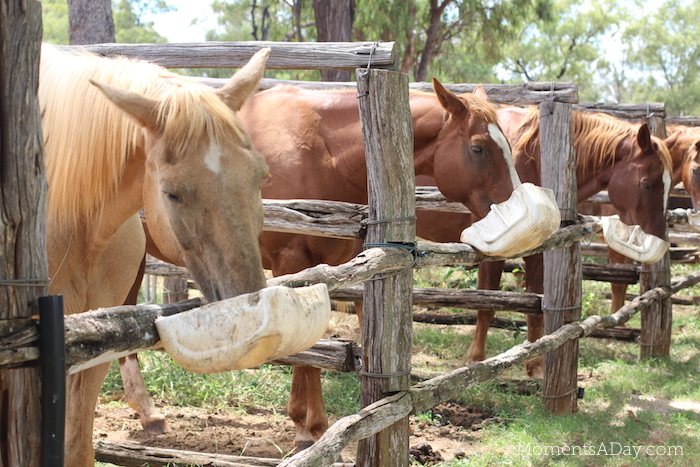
[61,42,399,71]
[8,215,688,376]
[0,220,595,373]
[276,268,700,467]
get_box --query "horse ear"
[90,79,161,132]
[637,122,653,152]
[218,48,271,111]
[472,84,489,101]
[433,77,466,116]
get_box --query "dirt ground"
[93,399,496,464]
[92,305,700,465]
[94,308,500,465]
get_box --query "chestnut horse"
[666,126,700,210]
[40,44,270,466]
[246,81,522,449]
[120,81,522,449]
[418,107,672,377]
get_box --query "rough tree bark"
[67,0,115,45]
[0,1,47,466]
[313,0,355,82]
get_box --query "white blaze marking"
[205,143,222,174]
[488,123,521,188]
[663,168,671,211]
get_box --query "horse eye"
[470,146,485,155]
[641,182,651,191]
[164,191,184,204]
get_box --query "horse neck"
[91,149,147,251]
[46,148,145,313]
[672,134,697,185]
[409,94,445,177]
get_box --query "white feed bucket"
[460,182,561,257]
[600,216,669,264]
[155,283,331,374]
[686,209,700,232]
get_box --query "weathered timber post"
[540,101,582,414]
[164,276,188,303]
[0,1,47,466]
[356,68,415,467]
[640,115,672,358]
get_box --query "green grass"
[97,261,700,466]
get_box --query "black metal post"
[39,294,65,467]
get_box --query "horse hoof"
[294,440,315,452]
[141,418,169,435]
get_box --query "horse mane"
[40,44,246,232]
[512,108,673,175]
[408,88,499,125]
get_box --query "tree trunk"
[400,1,416,75]
[313,0,354,82]
[67,0,115,45]
[414,0,449,82]
[0,1,46,466]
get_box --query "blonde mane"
[512,108,672,175]
[408,88,499,125]
[457,92,500,125]
[40,44,246,231]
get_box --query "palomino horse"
[40,44,270,466]
[464,108,673,376]
[121,81,521,449]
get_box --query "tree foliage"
[42,0,70,44]
[497,0,624,101]
[623,0,700,115]
[40,0,700,116]
[114,0,172,43]
[355,0,553,82]
[41,0,170,45]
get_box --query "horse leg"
[119,354,168,434]
[608,248,633,315]
[466,261,504,363]
[118,253,169,433]
[524,254,544,378]
[65,362,111,466]
[119,255,168,435]
[272,242,332,451]
[289,366,328,451]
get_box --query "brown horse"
[120,81,522,449]
[40,44,270,466]
[245,81,523,449]
[454,108,672,376]
[666,125,700,211]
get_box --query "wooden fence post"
[356,68,415,467]
[640,115,672,358]
[540,101,582,414]
[0,1,47,466]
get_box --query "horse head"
[666,127,700,214]
[91,49,271,301]
[607,122,672,239]
[681,138,700,212]
[430,79,521,220]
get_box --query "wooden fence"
[2,41,699,467]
